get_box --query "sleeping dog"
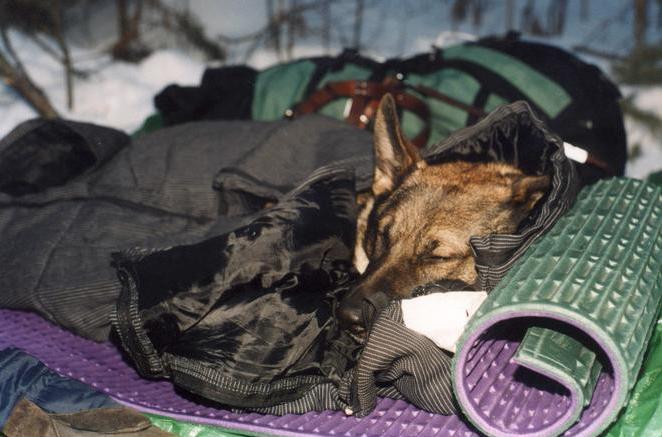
[337,94,549,336]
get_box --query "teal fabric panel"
[251,60,316,120]
[443,45,572,118]
[405,68,481,145]
[132,113,164,137]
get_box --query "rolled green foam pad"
[453,177,661,437]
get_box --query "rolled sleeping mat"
[453,177,661,437]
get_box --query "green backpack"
[152,34,626,185]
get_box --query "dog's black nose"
[337,302,361,326]
[336,302,365,337]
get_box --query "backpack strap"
[288,77,488,149]
[406,83,487,119]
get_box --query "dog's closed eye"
[374,222,391,252]
[421,240,458,262]
[421,237,471,263]
[423,254,452,263]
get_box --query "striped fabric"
[222,301,458,417]
[348,303,457,416]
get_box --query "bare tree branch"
[572,44,626,61]
[52,0,74,110]
[146,0,225,61]
[0,26,59,118]
[112,0,150,62]
[29,33,62,62]
[217,0,338,48]
[634,0,649,49]
[25,33,89,78]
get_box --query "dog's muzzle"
[337,287,392,339]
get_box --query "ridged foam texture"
[453,177,661,437]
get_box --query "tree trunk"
[634,0,649,49]
[112,0,145,61]
[286,0,298,60]
[580,0,589,21]
[52,0,74,110]
[547,0,568,35]
[321,0,330,53]
[472,0,484,27]
[506,0,515,31]
[266,0,282,59]
[352,0,364,51]
[117,0,129,36]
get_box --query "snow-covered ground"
[0,32,205,137]
[1,0,660,179]
[622,87,662,178]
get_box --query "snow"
[623,86,662,178]
[0,32,205,136]
[65,51,205,132]
[1,2,660,179]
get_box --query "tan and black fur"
[338,94,549,334]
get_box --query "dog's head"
[339,94,549,335]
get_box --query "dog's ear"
[372,94,425,196]
[510,174,551,209]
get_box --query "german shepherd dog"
[337,95,550,336]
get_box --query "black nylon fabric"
[155,66,257,126]
[111,167,362,409]
[213,117,373,216]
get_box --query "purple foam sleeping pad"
[0,309,614,437]
[0,309,472,436]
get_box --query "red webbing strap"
[288,78,433,147]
